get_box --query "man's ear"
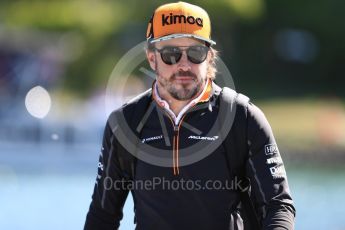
[146,50,156,71]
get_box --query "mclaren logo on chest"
[188,135,219,141]
[162,13,203,27]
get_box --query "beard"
[155,63,204,101]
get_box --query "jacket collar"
[152,79,213,125]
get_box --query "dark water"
[0,142,344,230]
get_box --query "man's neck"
[156,81,206,116]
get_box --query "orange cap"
[146,2,216,46]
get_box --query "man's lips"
[174,76,194,80]
[173,76,195,83]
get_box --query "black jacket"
[84,82,295,230]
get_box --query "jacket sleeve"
[245,103,296,230]
[84,118,130,230]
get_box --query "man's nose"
[177,51,191,71]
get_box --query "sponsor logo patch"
[142,135,163,143]
[265,144,279,155]
[162,14,203,27]
[266,157,283,164]
[188,135,219,141]
[98,162,104,171]
[269,165,286,179]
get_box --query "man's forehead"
[155,37,204,48]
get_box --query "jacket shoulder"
[109,89,152,133]
[122,88,152,108]
[220,86,251,108]
[109,88,152,115]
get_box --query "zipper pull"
[174,126,178,134]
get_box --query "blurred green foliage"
[0,0,344,98]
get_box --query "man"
[84,2,295,230]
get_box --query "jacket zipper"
[173,126,179,175]
[168,114,187,176]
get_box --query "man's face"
[147,37,210,101]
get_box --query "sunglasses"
[153,45,209,65]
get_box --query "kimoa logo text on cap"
[162,13,203,27]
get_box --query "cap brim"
[148,33,216,46]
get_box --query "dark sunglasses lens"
[187,46,209,64]
[160,47,182,65]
